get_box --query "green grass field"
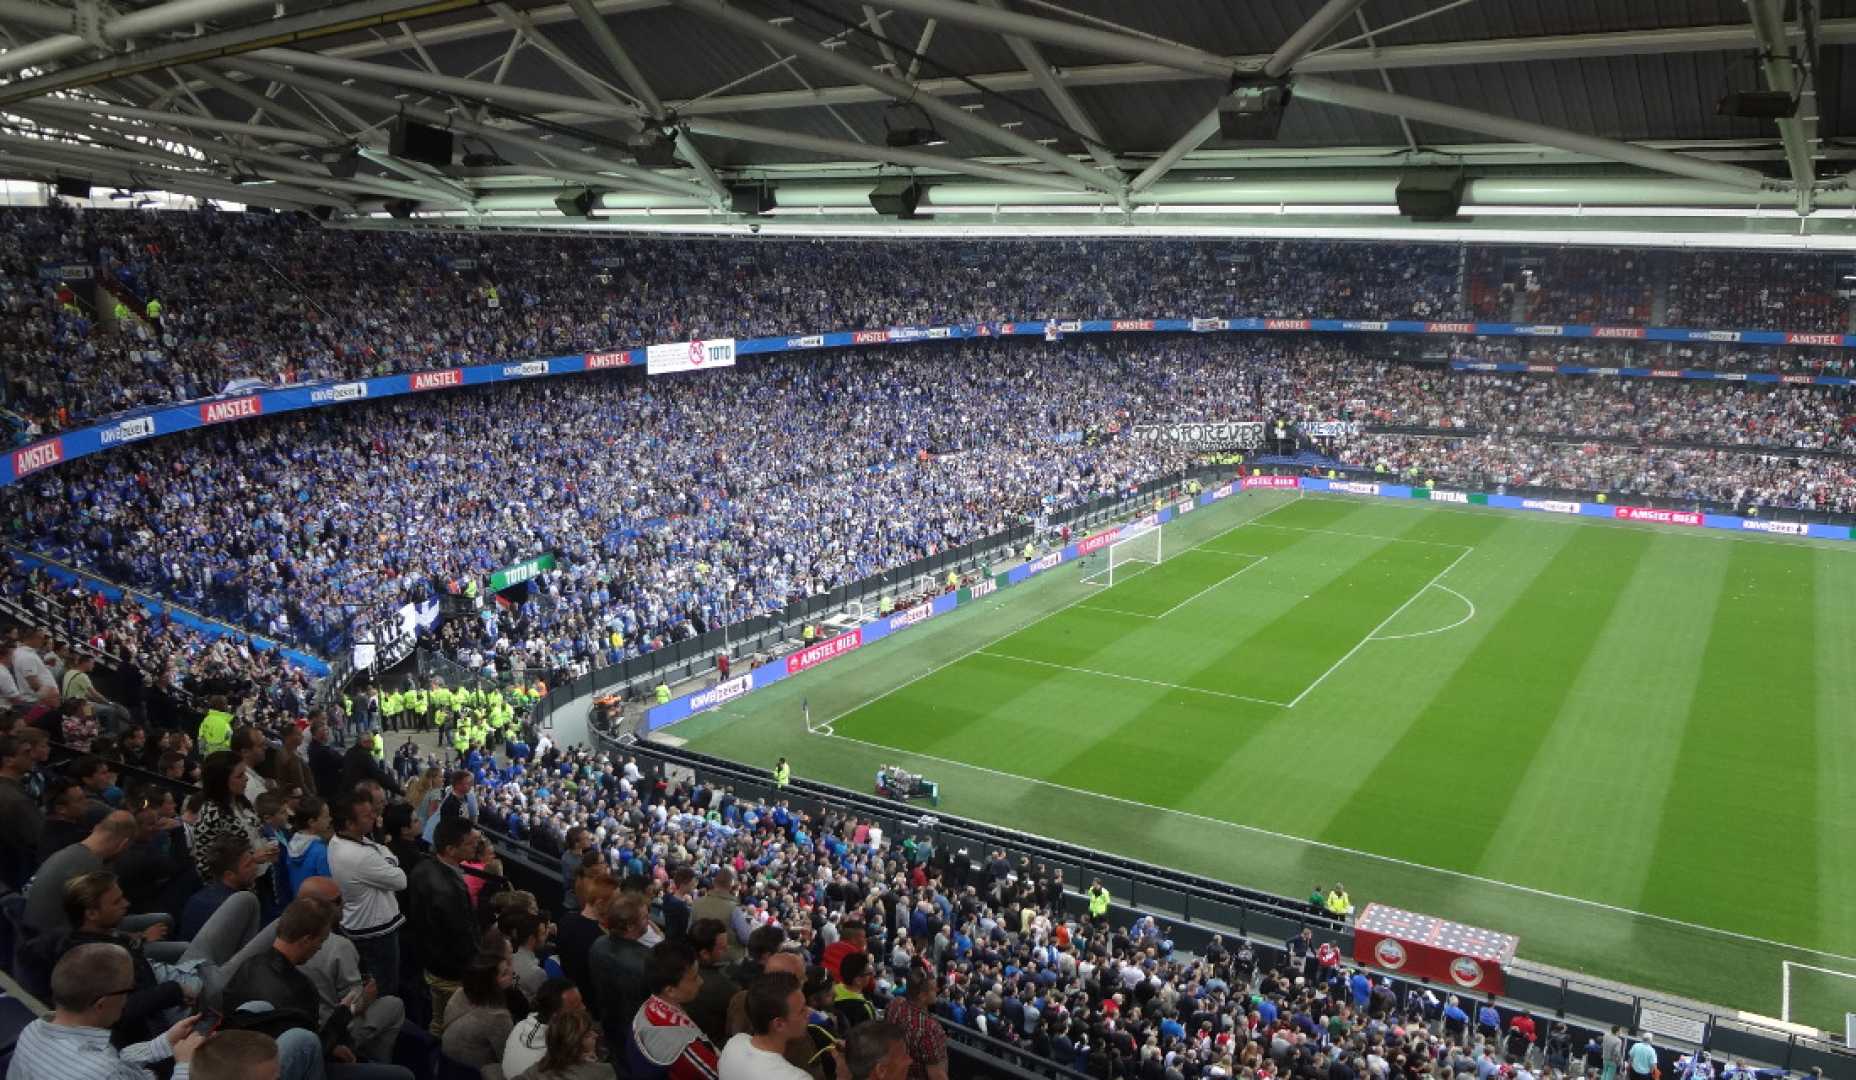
[668,490,1856,1030]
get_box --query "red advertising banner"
[852,330,890,344]
[584,351,636,370]
[1352,903,1517,996]
[1077,528,1123,556]
[786,629,864,675]
[1242,475,1301,490]
[1615,506,1702,527]
[1265,318,1312,331]
[200,395,262,424]
[411,368,464,391]
[12,438,62,478]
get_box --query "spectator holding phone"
[11,941,207,1080]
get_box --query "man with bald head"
[25,810,174,941]
[215,876,406,1063]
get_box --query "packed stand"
[0,554,314,724]
[0,341,1255,661]
[1334,437,1856,513]
[1466,248,1660,326]
[0,203,1466,432]
[1665,251,1849,335]
[6,337,1854,673]
[1436,338,1856,378]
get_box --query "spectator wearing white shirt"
[12,627,61,707]
[503,978,584,1078]
[10,942,206,1080]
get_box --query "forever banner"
[1129,420,1265,451]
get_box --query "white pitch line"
[814,726,1856,970]
[817,493,1306,729]
[1153,554,1268,619]
[976,649,1292,708]
[1243,522,1475,550]
[1074,603,1160,619]
[1284,545,1475,709]
[1371,583,1478,641]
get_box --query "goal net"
[1081,523,1162,587]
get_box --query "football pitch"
[670,490,1856,1028]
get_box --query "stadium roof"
[2,0,1855,244]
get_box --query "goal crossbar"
[1081,524,1162,587]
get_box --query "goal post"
[1082,523,1162,587]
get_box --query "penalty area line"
[1370,582,1478,642]
[817,492,1306,731]
[1285,545,1474,708]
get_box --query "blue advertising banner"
[6,548,331,674]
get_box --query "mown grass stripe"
[1638,540,1820,946]
[1313,526,1654,872]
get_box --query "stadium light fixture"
[883,103,948,149]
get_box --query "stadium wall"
[8,315,1856,487]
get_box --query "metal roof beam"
[247,46,643,124]
[1260,0,1368,77]
[0,0,493,106]
[1128,110,1217,194]
[685,116,1094,191]
[1349,11,1418,150]
[24,96,347,146]
[0,0,283,77]
[848,0,1231,77]
[180,63,348,139]
[1292,75,1782,192]
[978,0,1119,174]
[656,19,1856,117]
[563,0,658,112]
[666,0,1123,195]
[544,0,728,205]
[0,129,348,206]
[1746,0,1817,215]
[222,54,714,200]
[0,0,71,32]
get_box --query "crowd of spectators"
[0,555,315,722]
[1,685,1799,1080]
[1664,252,1848,335]
[1436,338,1856,378]
[8,204,1856,439]
[4,337,1852,675]
[0,588,1829,1080]
[1467,248,1659,326]
[0,204,1465,433]
[1333,436,1856,515]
